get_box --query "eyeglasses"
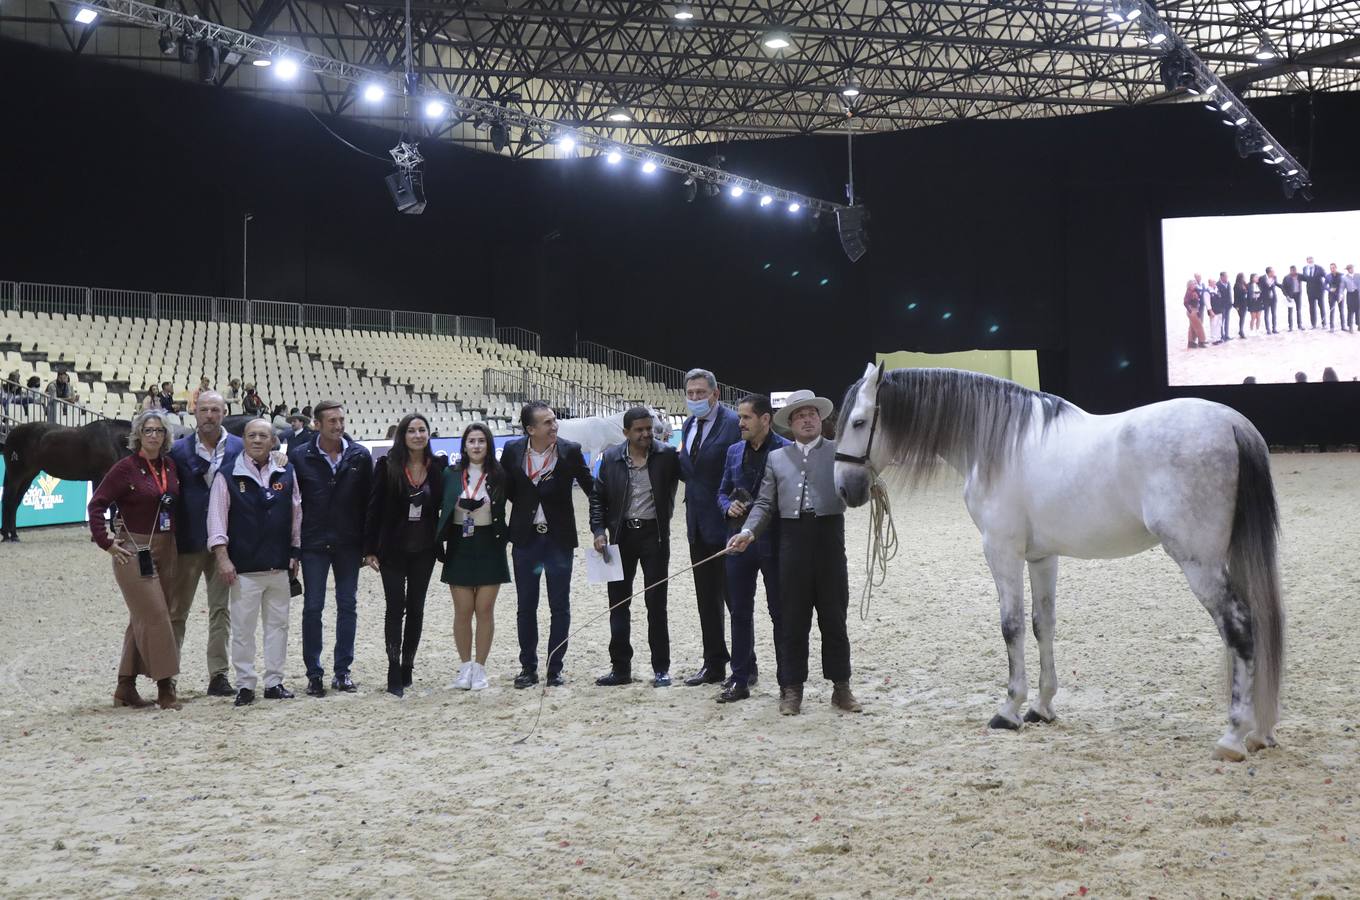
[141,427,168,435]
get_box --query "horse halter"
[833,380,882,468]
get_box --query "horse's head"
[649,407,674,445]
[834,360,886,508]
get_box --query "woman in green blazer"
[436,422,510,691]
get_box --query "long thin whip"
[859,477,898,621]
[513,545,731,744]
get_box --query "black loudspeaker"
[385,169,427,214]
[836,205,869,262]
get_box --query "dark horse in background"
[1,419,131,541]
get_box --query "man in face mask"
[677,368,742,688]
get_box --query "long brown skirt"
[111,532,179,681]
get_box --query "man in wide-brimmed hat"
[727,389,861,716]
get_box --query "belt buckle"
[534,523,549,534]
[626,518,643,529]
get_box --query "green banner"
[0,458,90,528]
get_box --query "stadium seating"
[1,309,687,439]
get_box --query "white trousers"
[229,571,291,691]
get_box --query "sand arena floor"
[0,455,1357,898]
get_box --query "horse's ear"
[863,361,878,382]
[875,359,885,382]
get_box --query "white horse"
[555,407,674,458]
[833,362,1284,761]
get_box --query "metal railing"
[575,339,753,406]
[483,369,630,419]
[1,378,108,441]
[496,326,541,356]
[0,280,501,341]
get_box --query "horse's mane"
[839,368,1070,487]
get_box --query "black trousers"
[1286,295,1302,329]
[1236,306,1247,336]
[1308,291,1323,327]
[690,539,731,671]
[1263,296,1277,333]
[1347,292,1360,330]
[1328,296,1343,329]
[380,548,436,664]
[726,536,782,687]
[607,521,671,674]
[777,514,851,684]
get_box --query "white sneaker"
[469,662,490,691]
[451,661,473,690]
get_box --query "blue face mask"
[686,398,712,417]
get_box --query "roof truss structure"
[4,0,1358,157]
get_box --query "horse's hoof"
[1212,738,1248,762]
[1246,732,1278,753]
[1023,708,1057,725]
[988,713,1022,731]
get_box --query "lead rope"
[859,475,898,621]
[514,546,730,745]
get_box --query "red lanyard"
[404,463,427,490]
[525,444,556,481]
[143,456,169,495]
[462,466,488,499]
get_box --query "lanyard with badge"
[124,459,173,577]
[405,465,428,524]
[457,467,488,537]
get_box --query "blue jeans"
[725,536,783,687]
[512,535,574,676]
[301,547,361,679]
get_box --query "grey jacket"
[742,438,847,539]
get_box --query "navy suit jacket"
[717,433,789,548]
[678,404,742,545]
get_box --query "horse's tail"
[1229,424,1285,738]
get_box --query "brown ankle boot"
[831,681,862,713]
[156,678,181,710]
[113,676,151,709]
[778,685,803,716]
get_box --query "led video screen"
[1162,209,1360,385]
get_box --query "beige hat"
[773,389,834,431]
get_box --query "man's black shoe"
[305,676,326,697]
[684,666,725,687]
[595,670,633,687]
[263,684,295,700]
[716,683,750,703]
[748,671,759,688]
[207,673,234,697]
[331,673,357,692]
[546,672,566,687]
[513,668,539,690]
[234,688,255,707]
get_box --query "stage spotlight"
[788,201,801,213]
[1218,100,1233,111]
[1158,51,1195,91]
[424,99,446,119]
[1285,167,1300,176]
[1234,115,1248,126]
[606,107,633,122]
[1203,84,1219,97]
[682,176,697,202]
[557,134,576,154]
[363,83,385,103]
[729,185,744,198]
[158,29,178,56]
[641,160,657,173]
[179,37,198,64]
[607,151,623,165]
[1254,37,1279,61]
[490,121,510,152]
[252,58,272,68]
[274,57,300,80]
[672,5,695,20]
[1148,32,1167,46]
[74,7,97,24]
[1105,0,1139,23]
[196,42,219,83]
[762,30,792,50]
[760,195,773,207]
[840,75,861,99]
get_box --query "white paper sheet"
[585,545,625,584]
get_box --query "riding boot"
[155,678,181,710]
[386,643,404,697]
[113,675,151,708]
[400,650,415,689]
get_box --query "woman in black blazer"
[364,412,448,697]
[1232,273,1249,339]
[435,422,510,691]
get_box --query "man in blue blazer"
[714,394,788,702]
[678,368,742,686]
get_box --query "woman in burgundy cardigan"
[89,410,184,710]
